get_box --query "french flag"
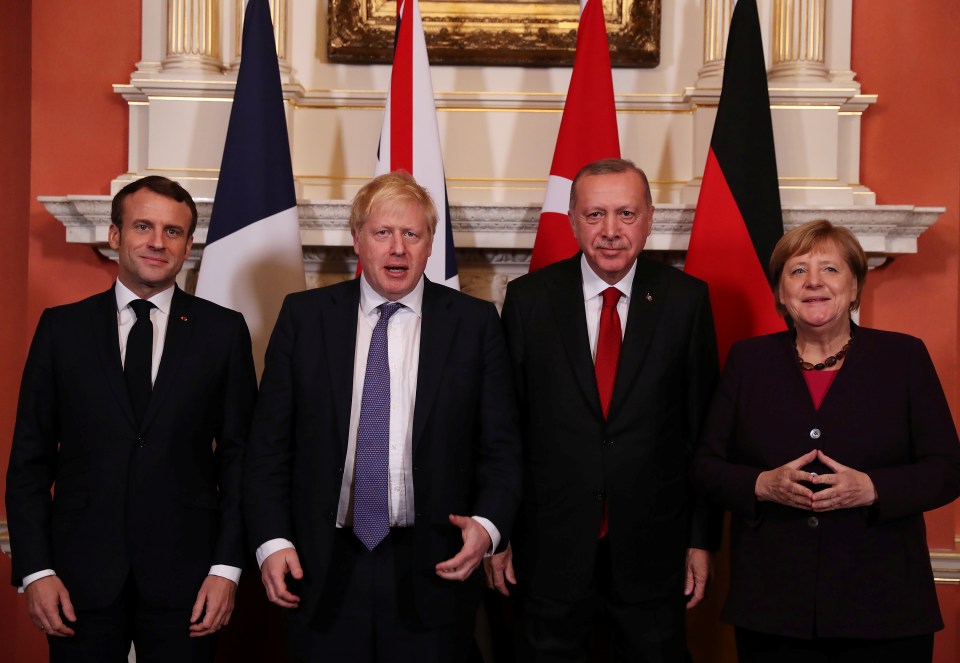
[529,0,620,273]
[196,0,305,375]
[684,0,786,364]
[374,0,459,289]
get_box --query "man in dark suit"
[243,171,521,662]
[5,176,257,661]
[485,159,721,661]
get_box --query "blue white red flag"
[196,0,305,375]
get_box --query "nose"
[147,227,165,248]
[804,272,823,287]
[599,215,620,238]
[389,232,406,255]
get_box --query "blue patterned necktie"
[354,302,403,550]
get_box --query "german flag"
[684,0,786,364]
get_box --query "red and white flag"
[529,0,620,272]
[374,0,459,289]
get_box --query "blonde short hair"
[349,170,438,238]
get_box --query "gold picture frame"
[328,0,661,67]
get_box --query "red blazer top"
[694,325,960,639]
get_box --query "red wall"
[852,3,960,659]
[0,1,139,659]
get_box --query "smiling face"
[570,171,654,285]
[353,201,433,300]
[108,188,194,299]
[778,241,858,336]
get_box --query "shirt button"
[807,516,819,528]
[809,428,821,440]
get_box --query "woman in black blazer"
[694,220,960,662]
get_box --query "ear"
[108,223,121,251]
[184,235,194,258]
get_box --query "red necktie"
[595,287,622,419]
[595,287,621,538]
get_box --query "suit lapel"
[550,257,604,419]
[325,280,361,460]
[608,257,665,419]
[93,287,136,427]
[412,280,458,455]
[142,287,193,430]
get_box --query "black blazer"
[694,326,960,638]
[242,278,522,627]
[5,286,257,609]
[501,255,720,602]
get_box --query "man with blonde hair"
[244,171,521,661]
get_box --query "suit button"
[807,516,819,528]
[809,428,821,440]
[136,437,145,448]
[595,490,605,501]
[603,439,614,447]
[326,511,335,520]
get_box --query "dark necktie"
[595,287,621,537]
[354,302,403,551]
[125,299,155,426]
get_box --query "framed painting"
[328,0,661,67]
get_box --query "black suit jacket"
[501,255,720,602]
[694,326,960,638]
[5,286,257,609]
[242,278,521,627]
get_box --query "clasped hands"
[755,448,877,511]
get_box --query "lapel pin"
[645,293,653,303]
[180,316,188,322]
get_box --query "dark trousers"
[48,573,215,663]
[735,627,935,663]
[516,538,687,663]
[283,527,475,663]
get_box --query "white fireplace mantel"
[40,196,944,271]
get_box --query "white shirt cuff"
[19,569,56,593]
[208,564,241,585]
[256,538,295,568]
[472,516,500,556]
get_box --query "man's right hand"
[26,576,76,637]
[482,543,516,597]
[260,548,303,608]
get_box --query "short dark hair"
[111,176,198,237]
[770,219,868,318]
[569,158,653,211]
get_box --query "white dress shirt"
[256,274,499,567]
[21,280,240,590]
[581,254,635,358]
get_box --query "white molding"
[39,196,943,273]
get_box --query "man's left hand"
[684,548,712,609]
[189,575,237,637]
[435,514,492,581]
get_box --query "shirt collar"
[580,254,636,302]
[359,273,425,319]
[114,279,175,316]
